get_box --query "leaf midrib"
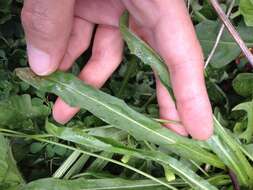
[50,78,223,168]
[52,78,177,144]
[48,78,223,190]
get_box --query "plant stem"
[209,0,253,66]
[205,0,235,68]
[228,169,240,190]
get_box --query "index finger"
[154,1,213,140]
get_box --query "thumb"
[21,0,75,75]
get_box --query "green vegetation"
[1,0,253,189]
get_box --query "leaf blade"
[46,122,218,190]
[16,67,223,169]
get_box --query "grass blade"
[46,122,218,190]
[207,117,253,187]
[20,177,176,190]
[53,150,82,178]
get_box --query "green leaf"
[15,67,223,169]
[240,0,253,26]
[207,117,253,187]
[0,94,50,129]
[164,165,176,182]
[19,177,176,190]
[0,0,12,12]
[30,142,45,154]
[53,150,87,179]
[119,12,172,94]
[87,152,113,172]
[119,13,253,187]
[0,135,24,188]
[243,144,253,158]
[232,73,253,97]
[196,20,253,68]
[233,101,253,143]
[241,144,253,161]
[206,79,228,107]
[46,122,218,190]
[63,154,89,179]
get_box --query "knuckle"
[21,7,59,40]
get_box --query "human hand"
[21,0,213,140]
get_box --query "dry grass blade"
[209,0,253,66]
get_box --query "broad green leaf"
[0,94,50,129]
[232,73,253,97]
[119,12,172,94]
[46,122,218,190]
[196,20,253,68]
[19,177,176,190]
[240,0,253,26]
[233,101,253,143]
[0,135,24,189]
[16,67,223,169]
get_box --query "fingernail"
[27,43,51,76]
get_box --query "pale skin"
[21,0,213,140]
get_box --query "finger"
[53,26,124,124]
[21,0,75,75]
[129,18,188,136]
[156,78,188,136]
[154,1,213,140]
[59,17,94,71]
